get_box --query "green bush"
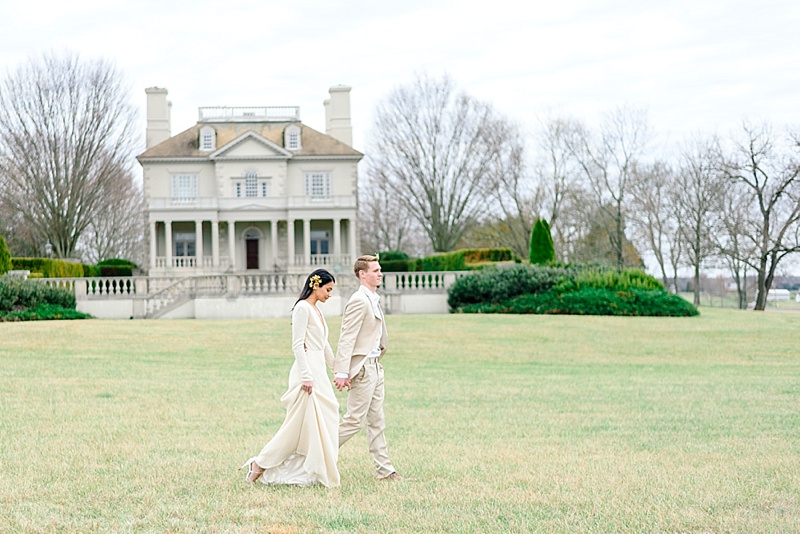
[82,264,102,277]
[0,235,11,275]
[97,258,137,277]
[458,288,699,317]
[0,303,91,322]
[529,218,556,265]
[574,267,663,291]
[381,259,416,272]
[378,251,410,262]
[447,264,576,309]
[11,258,84,278]
[0,275,77,313]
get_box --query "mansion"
[138,86,362,275]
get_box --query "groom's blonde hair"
[354,254,379,279]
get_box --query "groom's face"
[360,261,382,290]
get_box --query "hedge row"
[11,258,84,278]
[0,303,91,322]
[382,248,521,272]
[10,258,138,278]
[458,288,699,317]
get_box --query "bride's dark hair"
[294,269,336,307]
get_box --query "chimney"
[324,85,352,146]
[145,87,171,149]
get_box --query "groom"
[333,254,402,481]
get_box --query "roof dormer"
[199,126,216,152]
[284,125,302,151]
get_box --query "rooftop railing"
[198,106,300,122]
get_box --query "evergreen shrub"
[447,264,575,309]
[458,288,699,317]
[0,303,91,322]
[11,258,84,278]
[97,258,137,277]
[0,236,11,275]
[0,276,77,313]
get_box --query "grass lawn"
[1,308,798,532]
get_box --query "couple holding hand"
[242,255,401,487]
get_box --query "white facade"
[138,86,362,275]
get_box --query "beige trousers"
[338,359,396,478]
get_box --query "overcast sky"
[2,0,799,155]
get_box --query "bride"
[241,269,340,487]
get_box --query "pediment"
[210,131,292,159]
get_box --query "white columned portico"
[165,221,173,268]
[287,219,295,267]
[227,220,236,270]
[303,218,311,266]
[211,220,220,267]
[270,221,278,269]
[195,220,204,268]
[333,218,341,262]
[149,222,157,269]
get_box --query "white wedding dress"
[243,300,340,487]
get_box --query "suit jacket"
[334,287,388,378]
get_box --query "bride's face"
[314,282,335,303]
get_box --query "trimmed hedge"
[11,258,84,278]
[97,258,138,277]
[0,275,77,313]
[0,303,91,322]
[458,288,699,317]
[382,248,523,273]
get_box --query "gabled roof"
[137,121,362,160]
[209,130,292,159]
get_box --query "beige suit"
[334,286,396,478]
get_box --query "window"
[171,175,198,204]
[174,232,196,257]
[233,174,269,198]
[305,172,331,198]
[285,126,301,150]
[199,127,216,151]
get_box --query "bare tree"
[674,137,726,305]
[628,160,683,291]
[369,73,515,252]
[565,106,651,270]
[720,123,800,311]
[483,125,541,258]
[359,160,422,255]
[77,162,145,264]
[0,52,138,259]
[712,182,757,309]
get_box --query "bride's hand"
[301,380,314,394]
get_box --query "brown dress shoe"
[380,472,403,481]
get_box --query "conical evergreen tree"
[529,218,556,265]
[0,235,11,275]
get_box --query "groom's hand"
[334,377,350,391]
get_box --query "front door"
[246,239,259,269]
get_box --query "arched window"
[199,126,216,151]
[285,125,301,151]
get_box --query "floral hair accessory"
[309,274,322,288]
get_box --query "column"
[227,221,236,270]
[348,219,357,262]
[333,218,341,263]
[149,222,157,269]
[270,220,278,269]
[303,218,311,267]
[195,220,204,269]
[165,221,173,268]
[211,220,220,268]
[287,219,295,267]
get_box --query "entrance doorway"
[244,230,260,270]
